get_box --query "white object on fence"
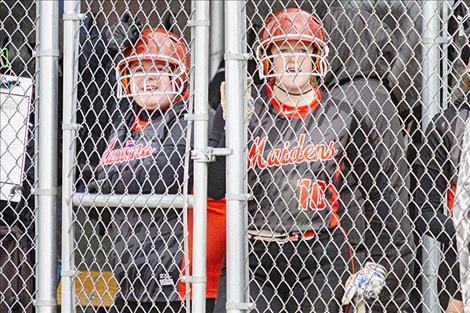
[0,74,33,202]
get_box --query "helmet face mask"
[256,9,329,83]
[116,28,189,110]
[257,35,329,81]
[117,55,186,98]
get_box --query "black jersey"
[209,82,413,271]
[90,103,204,302]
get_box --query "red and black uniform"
[209,82,414,312]
[90,103,225,313]
[415,95,470,305]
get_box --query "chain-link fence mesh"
[67,1,197,313]
[2,0,470,312]
[221,1,470,313]
[0,0,37,312]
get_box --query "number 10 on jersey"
[298,179,338,210]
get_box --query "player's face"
[129,59,176,111]
[270,40,315,93]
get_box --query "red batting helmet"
[256,8,329,80]
[116,27,190,100]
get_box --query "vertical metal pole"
[192,1,210,313]
[421,1,441,313]
[209,0,224,79]
[34,0,41,299]
[184,4,197,312]
[36,1,59,313]
[224,2,248,313]
[441,1,452,110]
[61,1,81,312]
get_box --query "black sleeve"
[414,114,461,300]
[207,105,226,200]
[415,117,457,245]
[347,98,415,309]
[347,99,413,269]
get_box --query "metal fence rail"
[1,1,470,313]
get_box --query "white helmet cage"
[256,34,329,80]
[116,54,187,100]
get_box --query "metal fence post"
[192,1,210,313]
[421,1,442,313]
[210,1,224,79]
[61,1,82,312]
[36,1,59,312]
[34,0,41,299]
[224,2,248,313]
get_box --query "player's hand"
[219,80,254,121]
[342,262,387,306]
[446,298,464,313]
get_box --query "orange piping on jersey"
[328,187,339,228]
[266,81,321,118]
[328,163,342,228]
[447,183,456,217]
[338,223,356,313]
[131,117,151,132]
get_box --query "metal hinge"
[185,113,209,121]
[32,187,59,196]
[422,36,450,45]
[62,123,81,131]
[226,193,253,201]
[226,302,255,311]
[33,299,57,307]
[181,275,207,283]
[191,147,232,163]
[61,269,79,278]
[63,13,87,21]
[34,49,60,58]
[225,52,251,61]
[187,19,210,27]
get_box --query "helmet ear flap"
[263,57,270,76]
[311,43,323,76]
[122,67,131,94]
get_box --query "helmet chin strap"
[274,83,314,96]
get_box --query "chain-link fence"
[2,0,470,313]
[221,1,470,313]
[0,0,39,312]
[62,1,200,313]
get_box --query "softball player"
[209,8,413,312]
[88,27,224,313]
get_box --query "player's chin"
[135,96,160,111]
[149,97,173,112]
[281,78,310,94]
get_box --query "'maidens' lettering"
[249,134,336,169]
[101,139,155,165]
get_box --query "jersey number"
[298,179,338,210]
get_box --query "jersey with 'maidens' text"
[210,83,409,240]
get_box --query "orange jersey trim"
[447,183,456,217]
[131,117,151,132]
[266,81,321,119]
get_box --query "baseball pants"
[213,227,353,313]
